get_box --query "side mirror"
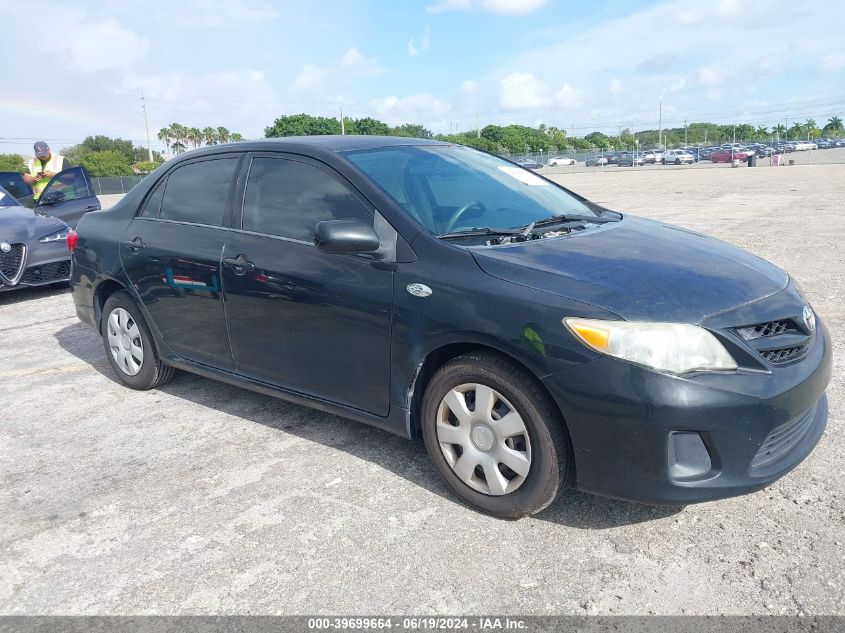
[38,190,65,206]
[314,219,380,254]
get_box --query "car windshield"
[0,185,21,208]
[342,144,598,236]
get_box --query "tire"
[421,351,574,519]
[675,158,681,165]
[101,290,175,390]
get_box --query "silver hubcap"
[106,307,144,376]
[436,383,532,496]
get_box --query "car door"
[120,154,241,371]
[35,167,100,227]
[221,153,394,416]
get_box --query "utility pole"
[140,92,153,161]
[340,104,345,135]
[658,99,663,148]
[684,118,688,145]
[571,121,574,139]
[476,110,480,139]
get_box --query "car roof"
[181,135,445,156]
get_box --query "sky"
[1,0,844,156]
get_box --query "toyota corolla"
[69,137,831,518]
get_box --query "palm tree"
[805,119,820,140]
[823,116,843,138]
[230,132,244,142]
[170,123,188,154]
[216,126,230,144]
[202,127,217,146]
[157,126,172,154]
[789,122,804,141]
[755,125,768,139]
[772,123,786,140]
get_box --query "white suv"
[662,149,695,165]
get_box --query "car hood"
[0,205,68,242]
[471,216,788,323]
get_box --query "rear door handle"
[120,237,146,251]
[222,255,255,274]
[82,205,99,212]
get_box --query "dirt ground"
[0,163,843,615]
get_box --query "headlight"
[38,228,71,243]
[564,318,737,374]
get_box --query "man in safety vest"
[23,141,71,201]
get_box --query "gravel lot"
[1,163,843,615]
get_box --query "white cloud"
[499,72,549,110]
[821,53,845,72]
[427,0,546,15]
[370,93,452,126]
[293,64,330,91]
[408,26,431,57]
[339,47,385,75]
[554,83,584,109]
[1,5,150,73]
[162,0,279,28]
[608,79,623,97]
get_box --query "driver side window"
[242,157,372,242]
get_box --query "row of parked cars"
[566,137,845,167]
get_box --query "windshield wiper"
[439,227,524,240]
[529,213,618,228]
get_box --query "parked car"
[548,156,577,166]
[642,150,664,164]
[710,149,753,163]
[70,137,831,518]
[585,156,609,166]
[616,153,645,167]
[516,159,543,170]
[662,150,695,165]
[0,167,100,227]
[0,185,73,292]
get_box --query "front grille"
[735,319,798,340]
[734,318,810,366]
[760,345,808,365]
[750,406,816,472]
[20,260,71,285]
[0,243,25,282]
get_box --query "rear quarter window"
[159,157,238,226]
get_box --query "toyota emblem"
[0,242,10,253]
[803,306,816,332]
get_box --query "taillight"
[66,229,78,252]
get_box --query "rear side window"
[242,157,371,241]
[139,180,165,218]
[159,157,238,225]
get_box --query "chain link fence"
[90,176,147,195]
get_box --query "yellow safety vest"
[28,154,64,200]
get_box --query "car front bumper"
[542,320,832,505]
[0,240,70,292]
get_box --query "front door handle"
[120,237,146,251]
[222,254,255,275]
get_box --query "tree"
[265,114,341,137]
[79,150,133,177]
[157,126,172,153]
[230,132,244,142]
[0,154,26,172]
[216,127,231,144]
[391,123,432,139]
[823,116,843,137]
[133,160,162,174]
[348,117,391,136]
[772,123,786,140]
[755,126,769,139]
[202,126,217,146]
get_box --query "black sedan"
[516,159,543,170]
[69,137,831,518]
[0,185,73,291]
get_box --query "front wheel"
[102,290,175,390]
[675,158,681,165]
[421,352,574,519]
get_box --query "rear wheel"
[421,351,574,519]
[101,290,175,390]
[675,158,681,165]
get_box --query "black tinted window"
[159,157,238,225]
[242,157,371,241]
[42,168,90,202]
[139,180,165,218]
